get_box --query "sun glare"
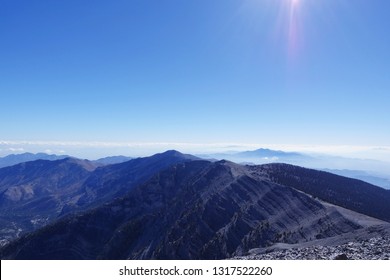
[289,0,300,7]
[286,0,302,60]
[241,0,305,61]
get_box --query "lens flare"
[287,0,302,61]
[237,0,305,62]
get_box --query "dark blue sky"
[1,0,389,157]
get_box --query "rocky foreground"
[233,231,390,260]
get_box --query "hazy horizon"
[1,140,390,178]
[1,140,390,160]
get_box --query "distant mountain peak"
[160,150,185,156]
[155,150,200,160]
[237,148,302,157]
[198,148,307,165]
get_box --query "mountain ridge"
[1,152,389,259]
[0,159,367,259]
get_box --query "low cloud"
[1,140,389,162]
[371,147,390,151]
[7,147,25,152]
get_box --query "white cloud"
[261,157,279,161]
[7,147,25,152]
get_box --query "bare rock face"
[0,160,361,260]
[232,224,390,260]
[252,163,390,222]
[234,237,390,260]
[233,234,390,260]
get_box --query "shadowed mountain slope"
[70,150,199,211]
[0,158,97,244]
[94,156,133,165]
[0,150,197,245]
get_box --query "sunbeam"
[286,0,303,61]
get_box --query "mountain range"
[0,152,70,169]
[198,148,390,189]
[3,149,389,189]
[0,150,389,259]
[0,153,134,168]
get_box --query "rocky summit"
[233,224,390,260]
[233,235,390,260]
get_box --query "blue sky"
[1,0,389,158]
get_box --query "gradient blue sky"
[1,0,389,158]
